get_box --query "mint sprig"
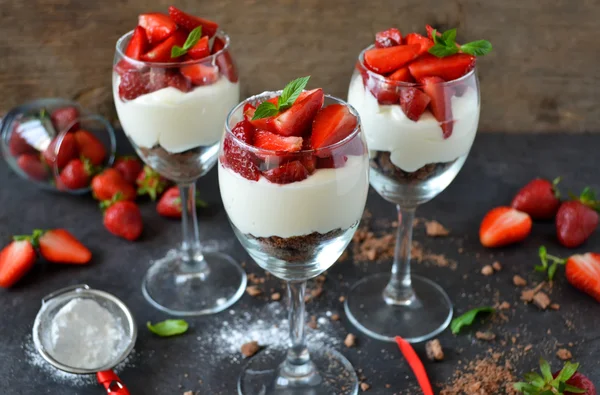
[252,76,310,120]
[514,358,586,394]
[536,246,566,281]
[429,27,492,58]
[147,319,189,337]
[171,26,202,58]
[450,306,495,334]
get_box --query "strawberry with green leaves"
[514,358,595,395]
[156,186,207,219]
[113,156,144,185]
[136,165,170,201]
[92,168,137,201]
[101,194,143,241]
[59,158,95,190]
[512,178,562,220]
[556,187,599,248]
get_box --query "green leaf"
[171,45,187,58]
[539,358,553,382]
[196,197,208,208]
[171,26,202,58]
[563,384,586,393]
[460,40,493,56]
[548,262,558,281]
[513,382,541,392]
[523,372,545,387]
[429,44,459,58]
[534,265,547,273]
[431,29,440,44]
[441,28,457,46]
[251,102,279,120]
[557,361,579,382]
[539,391,554,395]
[538,246,548,269]
[147,319,189,337]
[450,306,495,334]
[278,76,310,111]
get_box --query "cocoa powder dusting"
[440,357,517,395]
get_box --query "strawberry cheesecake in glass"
[219,77,368,394]
[346,26,491,342]
[113,6,245,316]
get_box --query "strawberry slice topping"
[375,28,402,48]
[404,33,434,56]
[187,35,210,59]
[125,26,149,59]
[211,36,238,83]
[168,5,219,37]
[119,70,150,101]
[141,30,187,62]
[138,13,177,45]
[364,44,421,74]
[408,53,475,82]
[254,130,303,152]
[180,63,219,86]
[399,88,431,122]
[262,161,309,184]
[222,120,259,181]
[479,207,532,248]
[388,67,414,83]
[310,104,358,149]
[421,76,453,138]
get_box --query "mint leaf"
[523,372,545,387]
[548,262,558,281]
[441,28,457,46]
[251,102,279,120]
[171,26,202,58]
[557,361,579,382]
[563,384,586,393]
[429,45,459,58]
[450,306,495,334]
[513,383,540,392]
[147,319,189,337]
[279,76,310,111]
[539,358,553,382]
[460,40,493,56]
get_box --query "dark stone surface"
[0,132,599,394]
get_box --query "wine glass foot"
[345,273,453,343]
[142,250,247,316]
[238,347,358,395]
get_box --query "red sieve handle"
[97,370,130,395]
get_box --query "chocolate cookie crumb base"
[370,151,454,183]
[249,228,346,262]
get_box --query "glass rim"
[224,90,362,155]
[357,44,477,87]
[115,29,231,68]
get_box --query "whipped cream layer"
[114,74,240,153]
[347,74,479,172]
[218,155,369,238]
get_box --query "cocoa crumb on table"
[331,313,340,321]
[425,220,449,237]
[492,261,502,271]
[439,356,517,395]
[513,275,528,287]
[344,333,356,348]
[360,382,370,391]
[307,315,318,329]
[557,348,572,360]
[338,295,345,302]
[475,331,496,341]
[550,303,560,310]
[524,344,533,352]
[481,265,494,276]
[246,285,262,297]
[533,291,551,310]
[271,292,281,301]
[498,301,511,310]
[241,341,261,358]
[425,339,444,361]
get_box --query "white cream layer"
[218,155,369,238]
[347,74,479,172]
[113,74,240,153]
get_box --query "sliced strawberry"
[316,155,348,169]
[74,130,106,166]
[408,53,475,81]
[125,26,149,59]
[262,161,309,184]
[222,121,260,181]
[118,71,150,101]
[168,6,219,37]
[211,36,238,83]
[300,154,317,174]
[254,130,303,152]
[270,89,325,137]
[367,81,399,105]
[230,119,255,144]
[147,68,192,92]
[212,35,226,53]
[425,25,461,48]
[243,103,257,122]
[180,63,219,86]
[399,87,431,121]
[363,44,421,74]
[421,76,453,138]
[479,207,532,248]
[247,97,279,129]
[51,106,80,134]
[388,67,414,83]
[556,201,598,248]
[141,30,187,63]
[17,154,48,182]
[113,156,144,185]
[310,104,358,149]
[0,240,36,288]
[511,178,561,220]
[138,13,177,45]
[375,28,402,48]
[43,133,78,169]
[8,125,36,156]
[59,159,91,190]
[187,36,210,59]
[404,33,434,56]
[566,253,600,302]
[39,229,92,264]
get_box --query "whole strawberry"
[102,197,143,241]
[59,158,94,190]
[511,177,561,220]
[157,186,207,219]
[113,156,144,185]
[136,165,170,201]
[514,358,596,395]
[556,187,599,248]
[91,168,136,201]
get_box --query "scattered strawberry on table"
[113,156,144,185]
[556,188,599,248]
[101,195,144,241]
[514,358,596,394]
[157,186,207,219]
[136,165,171,201]
[92,168,137,201]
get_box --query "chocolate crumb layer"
[249,228,346,262]
[370,151,455,183]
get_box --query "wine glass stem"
[383,204,417,305]
[178,183,208,274]
[282,280,314,376]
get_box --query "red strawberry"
[38,229,92,264]
[91,168,136,201]
[421,76,453,138]
[166,70,192,92]
[157,186,183,218]
[147,68,192,92]
[254,131,303,152]
[125,26,149,60]
[246,97,278,130]
[141,30,187,62]
[168,6,219,37]
[363,44,421,74]
[9,125,36,156]
[556,188,599,248]
[0,240,36,288]
[103,200,143,241]
[243,103,257,122]
[553,372,596,395]
[566,253,600,303]
[388,67,414,83]
[310,104,358,149]
[222,121,260,181]
[210,36,238,83]
[51,106,80,134]
[375,28,402,48]
[113,156,144,185]
[404,33,434,56]
[17,154,48,182]
[188,36,210,59]
[231,119,255,144]
[43,133,78,169]
[408,53,476,81]
[270,89,325,137]
[262,161,309,184]
[368,82,399,105]
[511,178,561,220]
[119,71,150,101]
[399,87,431,121]
[136,165,170,201]
[180,63,219,86]
[59,159,92,190]
[316,155,348,169]
[138,13,177,45]
[479,207,533,248]
[74,130,106,166]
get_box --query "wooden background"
[1,0,599,133]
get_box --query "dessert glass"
[219,92,369,395]
[345,47,480,342]
[113,30,246,316]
